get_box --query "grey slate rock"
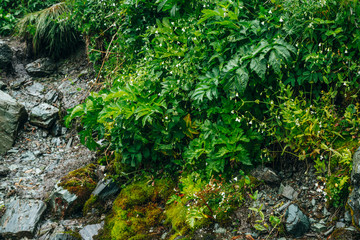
[92,179,120,200]
[311,222,327,233]
[50,224,80,240]
[0,199,46,238]
[351,147,360,186]
[79,222,104,240]
[0,90,28,154]
[336,222,346,229]
[0,80,6,90]
[10,77,28,90]
[251,166,280,185]
[279,184,298,200]
[0,41,13,72]
[285,204,310,238]
[30,103,59,129]
[25,58,56,77]
[26,82,45,98]
[49,183,78,218]
[0,166,10,178]
[347,187,360,227]
[45,90,60,103]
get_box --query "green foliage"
[166,173,254,230]
[17,2,80,58]
[62,0,360,211]
[0,0,59,36]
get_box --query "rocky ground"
[1,37,360,240]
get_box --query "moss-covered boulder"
[96,178,174,240]
[49,164,98,218]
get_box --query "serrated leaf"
[250,57,267,79]
[269,50,281,74]
[234,67,249,94]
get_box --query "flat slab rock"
[79,222,104,240]
[0,90,28,154]
[25,58,56,77]
[30,103,59,129]
[0,199,47,238]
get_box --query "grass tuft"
[17,2,80,59]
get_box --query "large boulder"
[348,147,360,228]
[49,164,98,218]
[49,183,78,219]
[0,41,13,72]
[0,90,28,154]
[351,147,360,185]
[0,199,47,238]
[25,58,56,77]
[30,103,59,129]
[285,204,310,238]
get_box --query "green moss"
[62,230,82,239]
[58,164,98,215]
[165,203,189,240]
[83,195,103,216]
[98,178,175,240]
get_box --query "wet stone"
[312,222,327,233]
[0,80,6,90]
[351,147,360,186]
[347,187,360,228]
[49,224,79,240]
[0,90,28,154]
[49,183,78,218]
[10,77,29,90]
[0,166,10,178]
[336,222,346,229]
[30,103,59,129]
[0,40,13,72]
[26,82,45,98]
[25,58,56,77]
[0,199,47,239]
[251,166,280,185]
[285,204,310,238]
[79,222,104,240]
[279,184,298,200]
[92,179,120,200]
[44,90,60,104]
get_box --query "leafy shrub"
[17,2,80,58]
[64,0,360,209]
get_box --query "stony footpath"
[2,37,360,240]
[0,37,101,239]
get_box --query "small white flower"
[345,49,348,54]
[279,17,283,22]
[233,177,238,181]
[268,10,272,14]
[319,43,321,47]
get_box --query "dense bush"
[64,0,360,207]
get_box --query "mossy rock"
[96,178,174,240]
[54,163,98,217]
[83,195,104,216]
